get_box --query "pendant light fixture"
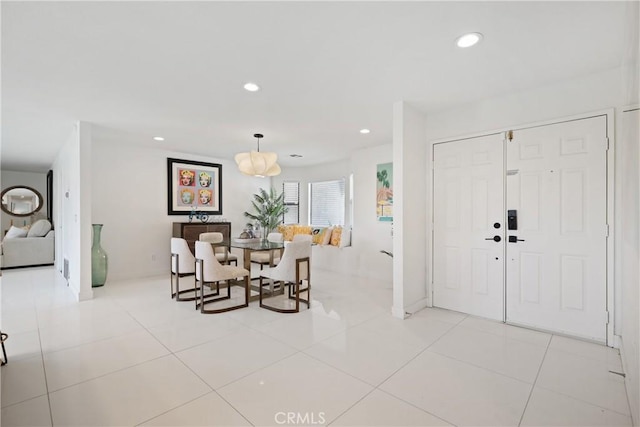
[235,133,281,177]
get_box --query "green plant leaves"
[243,187,288,234]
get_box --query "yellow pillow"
[330,226,342,246]
[277,225,295,241]
[293,225,312,237]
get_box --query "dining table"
[229,239,285,300]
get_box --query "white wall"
[90,139,265,281]
[619,108,639,426]
[0,170,48,235]
[426,67,634,141]
[392,102,428,318]
[350,145,393,281]
[272,146,394,282]
[52,122,93,301]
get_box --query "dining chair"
[259,240,311,313]
[170,237,197,301]
[250,232,283,280]
[199,232,238,266]
[194,241,250,314]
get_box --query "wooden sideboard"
[172,222,231,253]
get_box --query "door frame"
[427,108,615,346]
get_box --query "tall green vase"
[91,224,108,287]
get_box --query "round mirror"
[1,186,44,217]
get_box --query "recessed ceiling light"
[456,32,483,48]
[243,82,260,92]
[153,136,165,141]
[360,129,371,134]
[290,154,303,158]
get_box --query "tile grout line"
[533,384,634,419]
[35,305,55,427]
[358,317,468,427]
[126,305,247,427]
[520,338,632,419]
[426,346,541,387]
[52,287,256,426]
[517,334,553,426]
[106,292,244,427]
[321,314,469,426]
[10,269,630,427]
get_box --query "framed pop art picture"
[167,158,222,215]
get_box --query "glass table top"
[229,240,285,250]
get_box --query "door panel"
[433,135,504,320]
[505,116,607,341]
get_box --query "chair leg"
[1,332,8,366]
[260,257,310,314]
[287,258,310,310]
[172,254,198,302]
[173,273,198,302]
[200,277,249,314]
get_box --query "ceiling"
[1,1,634,172]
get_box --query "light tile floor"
[0,266,633,426]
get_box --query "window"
[309,179,345,226]
[282,181,299,224]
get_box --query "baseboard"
[1,263,54,270]
[405,297,430,315]
[391,297,430,319]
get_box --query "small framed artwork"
[167,158,222,215]
[376,162,393,222]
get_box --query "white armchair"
[194,241,250,314]
[259,240,311,313]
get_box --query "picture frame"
[167,158,222,215]
[376,162,393,222]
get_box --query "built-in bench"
[277,224,352,272]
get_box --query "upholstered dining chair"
[170,237,197,301]
[199,232,238,266]
[250,232,284,279]
[259,240,311,313]
[194,241,250,314]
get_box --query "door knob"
[508,236,525,243]
[485,236,501,242]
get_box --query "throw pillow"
[330,226,342,246]
[27,219,52,238]
[4,225,28,239]
[322,226,334,245]
[293,225,312,237]
[311,227,326,244]
[277,225,295,241]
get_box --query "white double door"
[433,115,608,341]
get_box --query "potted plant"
[244,188,288,239]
